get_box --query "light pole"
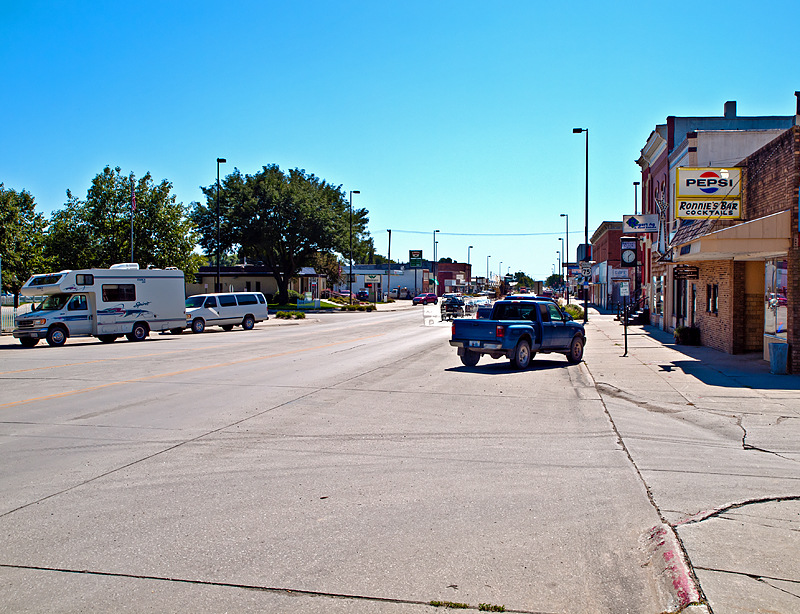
[633,181,641,305]
[215,157,226,293]
[467,245,473,293]
[573,127,589,323]
[486,255,491,290]
[560,213,569,304]
[349,190,360,304]
[387,229,392,300]
[556,250,561,285]
[433,230,440,295]
[559,239,565,294]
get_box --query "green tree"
[0,184,48,304]
[46,166,202,278]
[193,165,368,304]
[546,273,564,288]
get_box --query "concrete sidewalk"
[583,309,800,614]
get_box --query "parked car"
[412,293,438,305]
[440,296,466,321]
[356,289,369,301]
[185,292,269,333]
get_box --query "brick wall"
[740,126,800,371]
[695,260,735,353]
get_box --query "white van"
[185,292,269,333]
[13,263,186,347]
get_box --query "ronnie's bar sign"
[677,199,740,219]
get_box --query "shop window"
[765,259,788,340]
[706,284,718,314]
[653,276,664,315]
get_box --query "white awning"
[673,210,792,262]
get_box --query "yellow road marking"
[0,334,384,409]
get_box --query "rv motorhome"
[13,263,186,347]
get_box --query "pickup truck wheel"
[511,339,532,370]
[567,336,584,364]
[46,326,68,347]
[460,349,480,367]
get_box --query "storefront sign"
[677,168,741,198]
[674,265,699,280]
[677,199,741,219]
[610,268,630,281]
[623,214,658,233]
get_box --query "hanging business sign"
[676,199,741,219]
[676,168,742,220]
[623,214,658,233]
[677,168,741,199]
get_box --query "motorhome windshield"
[38,294,70,311]
[185,296,205,308]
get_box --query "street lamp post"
[486,255,491,290]
[349,190,360,304]
[559,239,564,294]
[467,245,473,292]
[387,229,392,300]
[560,213,569,304]
[215,157,226,293]
[573,127,589,323]
[433,230,440,295]
[633,181,641,305]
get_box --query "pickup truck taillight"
[496,325,505,338]
[451,323,455,336]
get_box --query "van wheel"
[46,326,68,347]
[511,339,532,370]
[191,318,205,334]
[567,336,584,364]
[242,315,255,330]
[127,322,149,342]
[221,325,234,331]
[19,338,39,348]
[98,334,118,343]
[460,349,480,367]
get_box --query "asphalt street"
[0,303,797,613]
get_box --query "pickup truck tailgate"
[452,319,499,342]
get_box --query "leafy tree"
[0,184,48,305]
[546,273,564,288]
[193,165,368,304]
[46,166,202,279]
[513,271,535,288]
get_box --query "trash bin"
[768,342,788,375]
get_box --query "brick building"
[590,222,633,309]
[636,100,796,333]
[671,126,799,371]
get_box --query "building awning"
[673,210,792,262]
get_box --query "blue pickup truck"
[449,299,586,369]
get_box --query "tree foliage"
[192,165,368,304]
[0,184,48,302]
[545,273,564,288]
[45,166,202,278]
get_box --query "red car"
[412,293,438,305]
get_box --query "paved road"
[2,310,676,613]
[1,308,798,613]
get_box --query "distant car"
[412,293,438,305]
[356,289,369,301]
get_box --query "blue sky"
[2,1,797,280]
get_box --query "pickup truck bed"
[449,299,585,369]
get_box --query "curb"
[642,525,709,613]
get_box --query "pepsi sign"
[677,168,741,199]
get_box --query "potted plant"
[673,325,701,345]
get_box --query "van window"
[102,284,136,301]
[204,297,218,308]
[67,295,88,311]
[237,294,258,306]
[256,293,265,304]
[76,274,94,285]
[218,295,237,307]
[185,296,205,308]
